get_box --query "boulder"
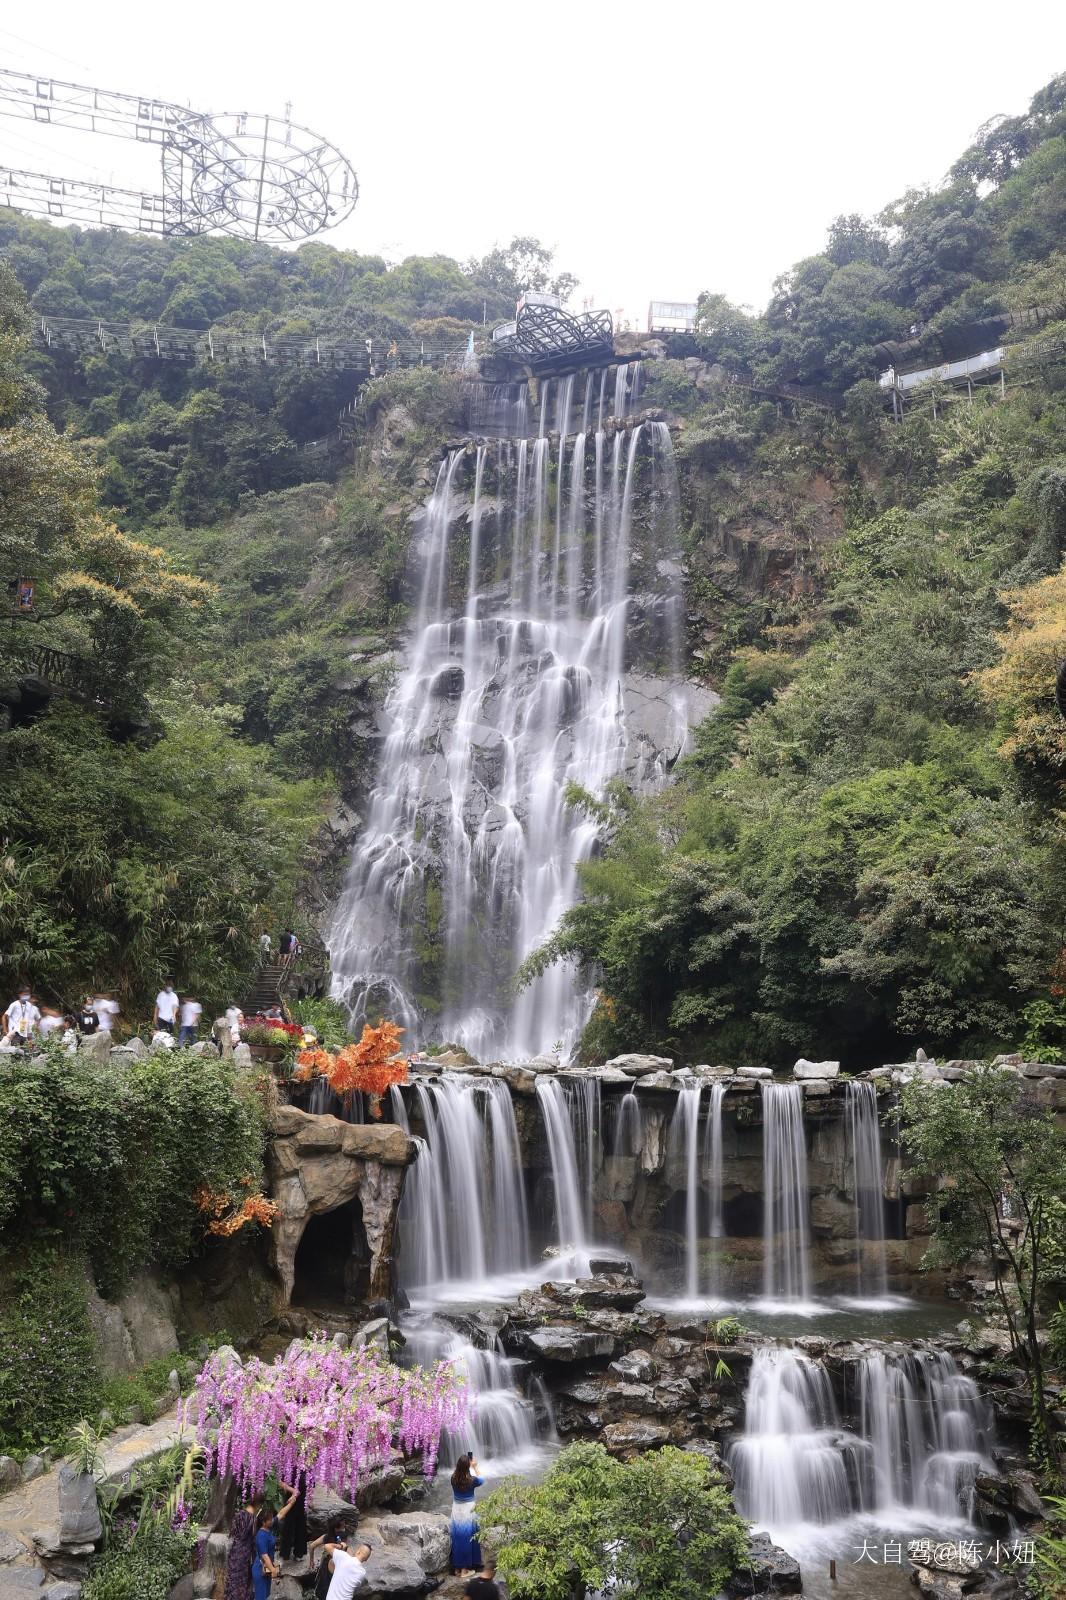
[603,1054,673,1076]
[354,1316,391,1355]
[728,1533,803,1595]
[588,1256,635,1277]
[601,1419,671,1454]
[519,1325,619,1364]
[0,1456,21,1493]
[737,1066,772,1079]
[799,1080,833,1097]
[21,1455,46,1483]
[57,1467,102,1545]
[77,1032,110,1064]
[554,1275,645,1311]
[232,1042,253,1067]
[379,1511,451,1573]
[363,1546,429,1595]
[116,1276,178,1365]
[793,1059,840,1080]
[43,1585,83,1600]
[86,1284,134,1377]
[609,1350,657,1383]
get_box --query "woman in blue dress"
[449,1453,484,1575]
[251,1487,299,1600]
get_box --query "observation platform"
[490,293,615,375]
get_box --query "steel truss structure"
[492,301,614,371]
[0,68,357,241]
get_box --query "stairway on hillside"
[242,961,287,1017]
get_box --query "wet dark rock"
[609,1349,657,1382]
[727,1533,803,1594]
[514,1325,620,1364]
[588,1255,634,1276]
[600,1418,671,1454]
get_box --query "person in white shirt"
[38,1007,65,1041]
[324,1542,372,1599]
[178,996,203,1047]
[92,995,120,1033]
[154,980,181,1034]
[3,990,40,1044]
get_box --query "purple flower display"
[185,1335,468,1500]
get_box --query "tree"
[466,235,578,303]
[479,1443,748,1600]
[899,1068,1066,1470]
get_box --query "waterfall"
[731,1345,1000,1548]
[536,1077,594,1264]
[612,1090,643,1157]
[401,1316,554,1477]
[705,1082,725,1296]
[728,1348,855,1528]
[667,1085,702,1298]
[393,1077,532,1291]
[845,1081,889,1299]
[760,1082,812,1304]
[328,365,686,1061]
[858,1350,996,1518]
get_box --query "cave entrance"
[722,1192,764,1237]
[292,1197,370,1310]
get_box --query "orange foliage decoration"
[195,1185,279,1237]
[295,1022,409,1116]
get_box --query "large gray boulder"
[116,1276,178,1365]
[604,1054,673,1076]
[379,1511,451,1573]
[728,1533,803,1594]
[793,1058,840,1080]
[363,1545,430,1595]
[57,1467,102,1545]
[0,1456,21,1493]
[77,1032,110,1065]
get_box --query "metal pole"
[252,113,270,242]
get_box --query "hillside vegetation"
[4,75,1066,1065]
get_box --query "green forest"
[4,74,1066,1062]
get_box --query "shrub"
[0,1250,101,1453]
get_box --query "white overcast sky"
[1,1,1065,323]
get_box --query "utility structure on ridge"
[0,67,357,241]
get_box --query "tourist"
[59,1015,79,1052]
[225,1003,244,1047]
[449,1453,484,1575]
[464,1560,501,1600]
[308,1519,354,1597]
[92,992,120,1033]
[279,930,300,967]
[154,978,180,1034]
[278,1472,308,1571]
[259,930,272,960]
[223,1493,261,1600]
[37,1005,65,1042]
[178,994,203,1047]
[76,996,99,1035]
[264,1002,285,1022]
[323,1539,372,1599]
[251,1489,299,1600]
[2,988,40,1045]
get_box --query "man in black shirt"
[464,1561,501,1600]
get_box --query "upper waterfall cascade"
[328,363,706,1060]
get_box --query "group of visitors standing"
[1,979,226,1052]
[219,1455,498,1598]
[223,1482,371,1600]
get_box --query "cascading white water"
[731,1345,1001,1553]
[705,1082,726,1296]
[401,1316,554,1478]
[845,1080,889,1299]
[391,1077,532,1292]
[536,1077,594,1264]
[728,1348,856,1528]
[667,1084,702,1298]
[612,1090,643,1157]
[858,1350,996,1518]
[761,1082,812,1304]
[328,363,689,1060]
